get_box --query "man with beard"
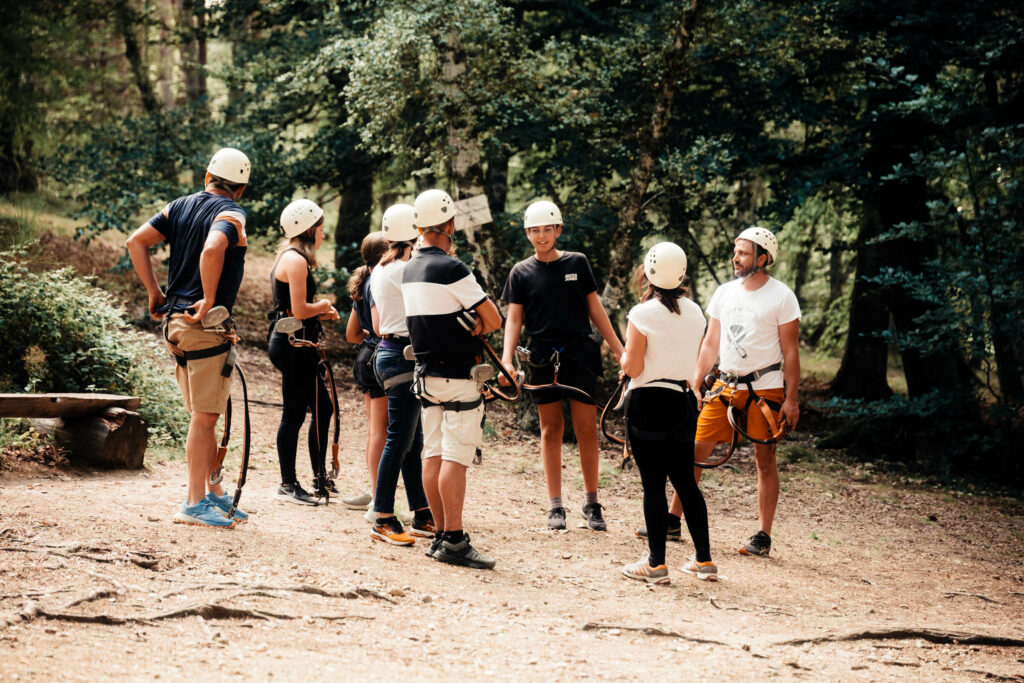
[638,227,800,558]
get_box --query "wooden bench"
[0,393,148,469]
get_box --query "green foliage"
[0,196,41,248]
[0,250,189,444]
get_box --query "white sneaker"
[364,500,376,524]
[342,491,372,510]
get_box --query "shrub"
[0,249,188,445]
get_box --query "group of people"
[126,148,801,583]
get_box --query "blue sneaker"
[173,499,236,529]
[206,492,249,522]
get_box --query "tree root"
[776,627,1024,647]
[160,582,394,603]
[943,591,1002,604]
[1,544,161,570]
[583,622,732,647]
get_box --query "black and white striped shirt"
[401,246,489,378]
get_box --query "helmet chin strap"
[421,225,454,249]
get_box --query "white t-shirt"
[706,277,801,390]
[627,297,706,392]
[369,259,410,336]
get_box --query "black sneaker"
[546,506,568,530]
[739,530,771,557]
[582,502,607,531]
[435,534,496,570]
[634,526,683,542]
[424,535,443,558]
[274,482,319,506]
[312,475,337,500]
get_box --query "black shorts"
[353,341,385,398]
[525,337,602,406]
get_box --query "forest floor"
[1,230,1023,681]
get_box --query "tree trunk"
[600,1,702,327]
[438,29,508,295]
[115,0,160,114]
[30,408,148,470]
[177,0,207,185]
[337,170,373,271]
[830,213,891,400]
[484,150,509,216]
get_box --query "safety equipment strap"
[517,345,597,404]
[696,366,788,469]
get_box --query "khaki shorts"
[420,376,483,467]
[164,314,233,415]
[695,381,785,444]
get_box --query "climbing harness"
[410,310,523,464]
[516,345,597,404]
[273,315,340,503]
[698,363,789,469]
[600,376,632,471]
[600,376,693,472]
[162,302,252,516]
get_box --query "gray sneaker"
[621,558,670,585]
[435,534,496,570]
[582,502,607,531]
[341,492,372,510]
[739,530,771,557]
[682,555,719,581]
[547,506,568,530]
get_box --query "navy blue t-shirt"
[401,246,489,378]
[148,191,247,313]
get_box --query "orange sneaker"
[370,516,415,546]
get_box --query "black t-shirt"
[501,251,598,344]
[401,246,489,378]
[353,276,379,344]
[149,191,247,313]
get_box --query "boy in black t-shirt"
[500,200,625,531]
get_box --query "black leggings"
[627,387,710,566]
[268,333,332,485]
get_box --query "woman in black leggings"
[268,199,340,505]
[618,242,717,584]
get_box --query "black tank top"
[271,248,316,317]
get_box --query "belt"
[381,334,410,343]
[717,363,782,385]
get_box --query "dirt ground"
[2,233,1023,680]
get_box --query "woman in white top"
[366,204,434,546]
[618,243,717,584]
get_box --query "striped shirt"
[401,246,488,378]
[148,191,247,313]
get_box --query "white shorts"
[420,376,483,468]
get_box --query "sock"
[549,496,563,511]
[648,553,665,568]
[584,491,598,506]
[443,530,465,544]
[695,547,712,563]
[413,508,433,523]
[667,513,681,530]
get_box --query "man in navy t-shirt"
[403,189,503,569]
[125,147,252,529]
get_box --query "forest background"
[0,0,1021,487]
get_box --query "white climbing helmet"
[735,226,778,266]
[413,189,457,229]
[644,242,687,290]
[207,147,251,185]
[280,199,324,239]
[381,203,418,242]
[523,200,562,229]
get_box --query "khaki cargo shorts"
[420,376,483,468]
[164,314,233,415]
